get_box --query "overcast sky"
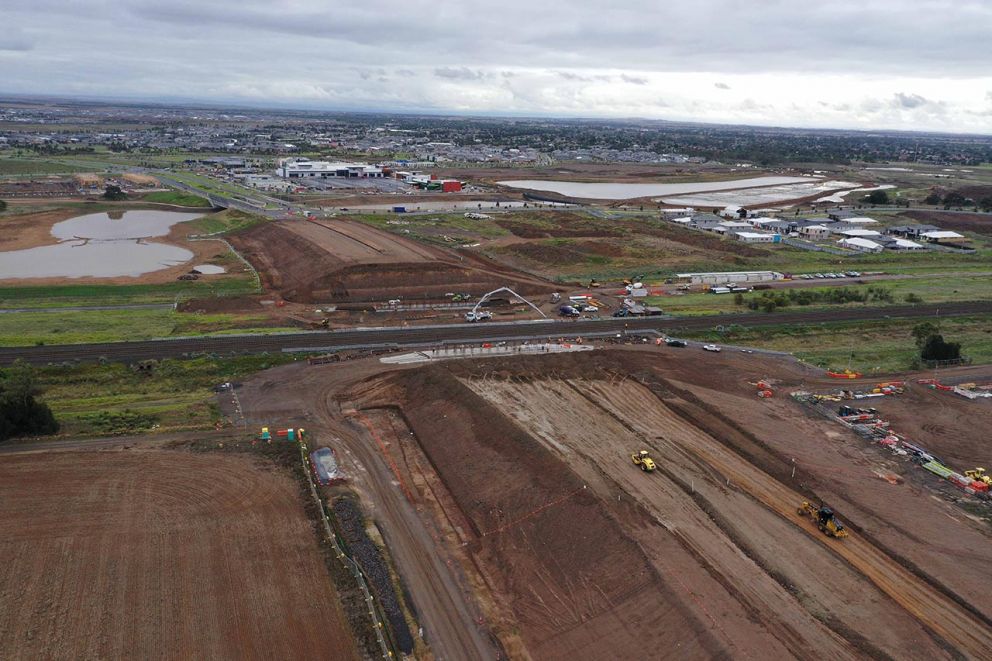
[4,0,992,133]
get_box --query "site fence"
[296,441,395,659]
[922,356,972,369]
[779,237,857,256]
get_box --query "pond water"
[497,176,812,200]
[0,210,204,279]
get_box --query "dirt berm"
[230,219,555,303]
[356,365,723,660]
[348,350,992,660]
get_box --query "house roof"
[839,228,882,237]
[922,230,965,239]
[839,237,883,250]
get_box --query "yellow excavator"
[631,450,656,472]
[965,467,992,486]
[797,501,849,538]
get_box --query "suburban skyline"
[4,0,992,134]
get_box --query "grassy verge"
[0,308,296,346]
[141,190,212,207]
[0,158,89,175]
[351,212,510,240]
[648,274,992,316]
[0,276,259,309]
[678,315,992,374]
[187,208,268,235]
[36,354,298,436]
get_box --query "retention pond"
[0,210,204,279]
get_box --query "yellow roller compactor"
[798,501,849,538]
[631,450,656,472]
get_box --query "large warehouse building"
[277,158,384,179]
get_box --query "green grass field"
[36,353,298,436]
[0,275,259,309]
[141,190,212,207]
[0,308,295,346]
[186,208,268,235]
[648,273,992,316]
[0,159,89,175]
[679,315,992,374]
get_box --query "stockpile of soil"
[230,221,556,303]
[376,366,719,660]
[332,497,414,655]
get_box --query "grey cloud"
[714,82,730,90]
[0,26,33,52]
[620,74,648,85]
[434,67,489,80]
[893,92,930,109]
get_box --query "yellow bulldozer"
[797,501,849,538]
[965,467,992,486]
[631,450,656,472]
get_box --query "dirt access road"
[0,448,359,660]
[229,360,502,660]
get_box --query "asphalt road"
[3,300,990,365]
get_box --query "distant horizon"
[5,1,992,136]
[4,91,992,140]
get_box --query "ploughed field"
[348,350,992,659]
[230,217,554,303]
[0,449,357,660]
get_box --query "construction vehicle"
[631,450,656,472]
[965,467,992,486]
[797,501,849,538]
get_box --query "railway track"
[2,300,990,365]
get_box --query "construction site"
[228,217,556,305]
[221,344,992,660]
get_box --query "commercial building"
[277,159,384,179]
[675,271,784,285]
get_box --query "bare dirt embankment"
[0,449,359,660]
[229,217,557,303]
[335,348,992,659]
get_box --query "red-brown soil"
[224,347,992,659]
[229,217,557,303]
[0,449,358,660]
[337,349,992,659]
[495,212,625,238]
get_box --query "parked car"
[665,338,688,347]
[703,344,722,352]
